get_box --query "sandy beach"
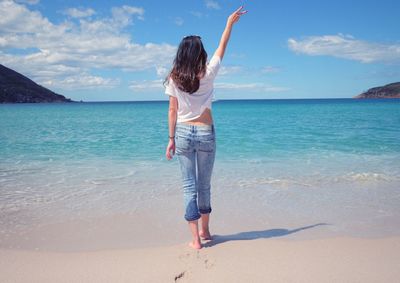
[1,235,399,283]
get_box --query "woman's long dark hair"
[165,35,207,94]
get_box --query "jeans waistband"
[176,123,214,132]
[176,122,214,131]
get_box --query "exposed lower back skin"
[183,108,213,126]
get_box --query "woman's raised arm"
[214,6,247,60]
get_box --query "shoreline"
[1,236,399,282]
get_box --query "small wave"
[238,177,312,188]
[85,170,137,184]
[335,172,397,183]
[87,180,104,185]
[235,171,399,189]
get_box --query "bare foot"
[199,230,212,240]
[189,240,202,250]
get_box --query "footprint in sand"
[174,271,186,282]
[204,258,215,269]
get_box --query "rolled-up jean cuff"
[185,214,201,222]
[199,208,212,214]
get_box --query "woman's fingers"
[228,6,247,25]
[234,5,244,13]
[166,147,172,160]
[166,144,175,160]
[167,152,173,160]
[230,6,247,23]
[234,6,248,15]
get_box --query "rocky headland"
[354,82,400,99]
[0,64,73,103]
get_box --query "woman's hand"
[227,6,247,26]
[166,139,175,160]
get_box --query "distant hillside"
[354,82,400,99]
[0,64,73,103]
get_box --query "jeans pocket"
[198,136,215,153]
[175,135,191,154]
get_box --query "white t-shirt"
[165,55,221,123]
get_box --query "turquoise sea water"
[1,99,400,251]
[2,99,399,161]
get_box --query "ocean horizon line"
[50,97,400,104]
[2,97,400,105]
[78,97,356,103]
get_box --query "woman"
[165,6,247,249]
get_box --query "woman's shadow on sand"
[204,223,329,248]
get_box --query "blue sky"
[1,0,399,101]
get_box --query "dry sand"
[1,236,399,283]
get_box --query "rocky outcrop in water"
[354,82,400,99]
[0,64,73,103]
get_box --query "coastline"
[1,236,399,282]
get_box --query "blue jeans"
[175,123,216,221]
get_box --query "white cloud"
[215,82,289,92]
[288,34,400,63]
[219,65,281,76]
[63,7,95,18]
[0,1,176,90]
[174,17,184,26]
[190,11,203,18]
[15,0,39,4]
[0,0,54,33]
[129,80,164,92]
[43,74,120,90]
[261,66,280,73]
[111,5,144,24]
[219,66,242,76]
[156,66,169,77]
[0,52,120,89]
[205,0,220,10]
